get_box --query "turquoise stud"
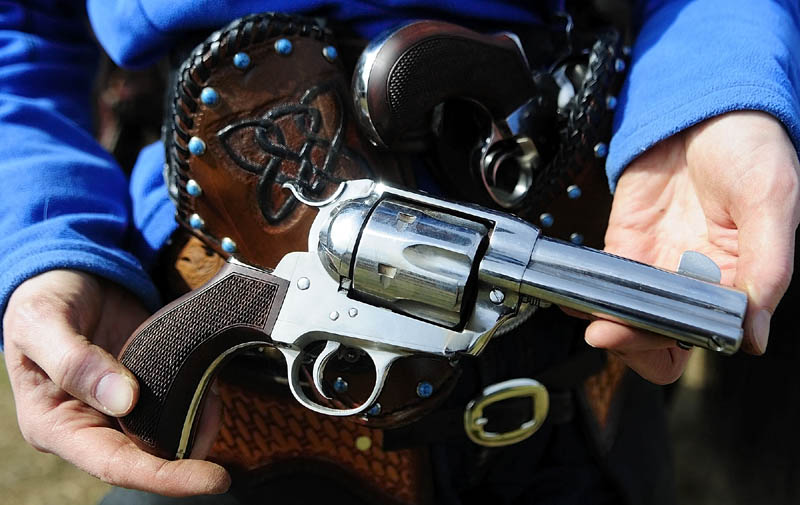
[233,52,251,69]
[274,38,292,55]
[188,137,206,156]
[200,87,220,107]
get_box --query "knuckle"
[153,459,176,485]
[739,156,800,207]
[4,292,68,339]
[52,341,97,394]
[776,263,794,296]
[95,461,117,485]
[95,463,115,485]
[652,368,683,386]
[630,350,687,385]
[94,443,129,485]
[760,259,794,311]
[768,168,799,203]
[655,353,688,385]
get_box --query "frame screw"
[489,289,505,305]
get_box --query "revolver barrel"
[521,238,746,354]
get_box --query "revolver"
[118,179,747,459]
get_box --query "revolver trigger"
[312,340,341,399]
[678,251,721,283]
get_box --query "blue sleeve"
[608,0,800,190]
[0,1,161,344]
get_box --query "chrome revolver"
[118,179,746,458]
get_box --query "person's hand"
[2,269,229,496]
[586,111,800,384]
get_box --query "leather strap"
[383,348,605,449]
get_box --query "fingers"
[4,269,231,496]
[734,205,797,354]
[11,381,231,496]
[688,111,800,355]
[63,425,230,496]
[42,337,137,417]
[585,320,690,384]
[731,158,800,354]
[4,272,139,417]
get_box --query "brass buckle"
[464,378,549,447]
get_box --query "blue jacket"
[0,0,798,342]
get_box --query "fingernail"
[752,309,771,354]
[96,373,135,416]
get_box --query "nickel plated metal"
[268,179,746,417]
[352,25,397,148]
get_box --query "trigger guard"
[278,347,401,417]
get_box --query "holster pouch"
[159,12,631,505]
[164,13,412,267]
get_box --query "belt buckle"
[464,378,549,447]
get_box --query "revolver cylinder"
[338,199,488,328]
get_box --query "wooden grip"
[365,21,536,149]
[118,261,289,459]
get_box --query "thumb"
[734,204,797,355]
[24,324,138,417]
[4,272,139,416]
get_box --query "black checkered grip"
[118,262,287,458]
